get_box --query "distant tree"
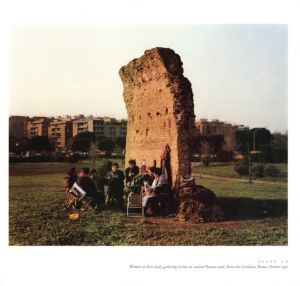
[208,135,225,155]
[200,139,213,166]
[235,130,250,153]
[271,132,288,163]
[236,128,272,162]
[114,137,126,150]
[97,136,115,156]
[223,135,240,161]
[192,134,224,160]
[15,138,30,153]
[252,128,272,150]
[71,132,95,152]
[9,136,16,153]
[29,136,54,151]
[89,142,98,169]
[65,137,74,151]
[252,128,272,162]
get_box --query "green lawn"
[9,161,287,246]
[192,162,288,182]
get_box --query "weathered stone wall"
[119,47,195,188]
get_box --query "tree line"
[10,128,287,164]
[192,128,288,164]
[9,132,126,156]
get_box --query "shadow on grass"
[218,197,287,221]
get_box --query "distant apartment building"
[72,117,102,137]
[195,119,249,138]
[101,117,127,139]
[9,116,29,138]
[48,118,73,149]
[27,118,52,139]
[72,116,127,140]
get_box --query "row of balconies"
[94,127,104,131]
[50,134,60,138]
[78,123,88,128]
[78,128,88,132]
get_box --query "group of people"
[63,159,171,215]
[64,167,105,211]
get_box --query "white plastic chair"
[68,182,93,210]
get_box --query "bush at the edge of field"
[264,165,280,178]
[233,160,249,176]
[233,161,280,179]
[251,164,265,178]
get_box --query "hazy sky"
[10,25,287,132]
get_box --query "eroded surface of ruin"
[119,47,195,187]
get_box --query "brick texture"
[119,47,195,188]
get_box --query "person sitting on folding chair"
[142,167,169,216]
[105,163,125,208]
[63,168,80,209]
[125,159,140,187]
[125,164,153,195]
[76,167,102,210]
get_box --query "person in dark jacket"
[63,168,78,190]
[90,169,105,206]
[105,163,125,207]
[125,159,139,186]
[77,167,101,210]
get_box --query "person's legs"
[157,195,168,215]
[90,199,97,209]
[98,191,105,206]
[106,188,114,205]
[145,197,157,216]
[115,190,124,208]
[91,193,103,210]
[66,190,82,209]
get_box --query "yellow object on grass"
[69,213,79,220]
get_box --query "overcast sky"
[10,25,287,132]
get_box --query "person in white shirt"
[142,167,167,209]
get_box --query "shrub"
[264,165,280,178]
[251,164,265,178]
[234,160,249,176]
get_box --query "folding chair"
[127,193,144,217]
[68,182,93,210]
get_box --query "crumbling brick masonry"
[119,47,195,188]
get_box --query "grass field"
[192,162,288,182]
[9,161,288,246]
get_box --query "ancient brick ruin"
[119,47,195,188]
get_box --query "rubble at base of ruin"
[176,184,224,223]
[119,47,195,188]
